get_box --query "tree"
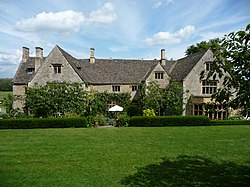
[163,81,184,115]
[201,24,250,115]
[26,82,87,117]
[140,81,184,116]
[0,78,13,91]
[185,38,221,55]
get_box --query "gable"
[29,46,83,87]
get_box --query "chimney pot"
[161,49,166,66]
[22,47,29,62]
[90,48,95,64]
[35,47,43,72]
[35,47,43,58]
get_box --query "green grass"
[0,91,12,99]
[0,126,250,186]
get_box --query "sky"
[0,0,249,78]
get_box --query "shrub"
[143,109,156,117]
[127,104,142,116]
[210,120,250,126]
[129,116,210,127]
[0,117,87,129]
[117,113,130,127]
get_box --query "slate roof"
[13,45,208,84]
[13,57,46,84]
[170,50,208,81]
[58,46,159,84]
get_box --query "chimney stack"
[161,49,166,66]
[22,47,29,62]
[35,47,43,72]
[90,48,95,64]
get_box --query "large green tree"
[26,82,87,117]
[141,81,184,115]
[185,38,220,55]
[201,24,250,115]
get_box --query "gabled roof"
[13,57,45,84]
[170,50,208,81]
[13,45,209,85]
[57,46,159,84]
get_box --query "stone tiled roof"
[58,46,159,84]
[13,45,209,85]
[13,57,45,84]
[170,50,208,81]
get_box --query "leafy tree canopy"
[201,24,250,115]
[26,82,87,117]
[0,78,13,91]
[185,38,221,55]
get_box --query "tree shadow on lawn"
[120,155,250,187]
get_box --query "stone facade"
[12,45,230,119]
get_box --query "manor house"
[13,45,228,119]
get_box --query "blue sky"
[0,0,249,78]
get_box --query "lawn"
[0,126,250,186]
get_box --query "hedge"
[0,117,87,129]
[210,120,250,126]
[129,116,210,127]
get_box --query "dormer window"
[155,72,164,79]
[27,68,35,74]
[53,64,62,74]
[132,85,139,91]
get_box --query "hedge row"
[0,117,87,129]
[129,116,210,127]
[210,120,250,126]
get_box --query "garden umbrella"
[108,105,123,112]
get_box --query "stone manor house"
[13,45,228,119]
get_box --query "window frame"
[52,64,62,74]
[112,85,121,92]
[155,72,164,79]
[202,80,218,94]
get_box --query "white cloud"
[145,25,196,45]
[16,2,117,34]
[88,2,117,24]
[16,10,85,33]
[154,0,174,8]
[0,49,21,65]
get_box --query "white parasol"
[108,105,124,112]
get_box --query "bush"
[143,109,156,117]
[210,120,250,126]
[129,116,210,127]
[117,113,130,127]
[0,117,87,129]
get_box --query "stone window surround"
[155,72,164,79]
[52,64,62,74]
[202,80,217,94]
[112,85,120,92]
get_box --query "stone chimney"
[90,48,95,64]
[35,47,43,72]
[22,47,29,62]
[161,49,166,66]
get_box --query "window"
[27,68,34,74]
[53,64,62,74]
[132,85,139,91]
[202,81,217,94]
[155,72,164,79]
[108,100,117,108]
[205,61,213,71]
[112,85,120,92]
[193,104,204,115]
